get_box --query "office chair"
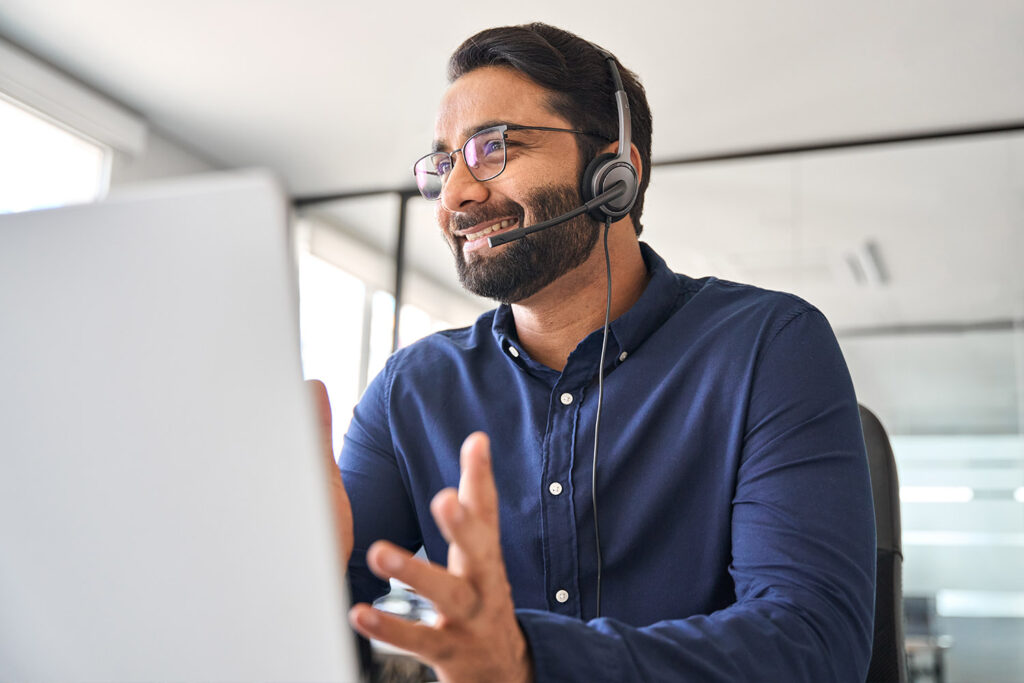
[860,404,908,683]
[903,595,951,683]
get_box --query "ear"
[598,141,644,186]
[628,143,643,185]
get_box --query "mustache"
[449,202,525,233]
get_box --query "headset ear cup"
[581,153,617,221]
[581,153,616,202]
[582,153,639,222]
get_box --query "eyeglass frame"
[412,123,612,200]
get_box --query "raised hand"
[348,432,532,683]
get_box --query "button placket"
[542,382,583,616]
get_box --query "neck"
[511,223,648,372]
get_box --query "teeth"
[465,219,515,241]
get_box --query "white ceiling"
[1,0,1023,434]
[1,1,1022,191]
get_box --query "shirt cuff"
[516,608,623,683]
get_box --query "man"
[326,23,876,682]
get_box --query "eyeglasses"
[412,124,610,201]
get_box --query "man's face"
[433,66,599,304]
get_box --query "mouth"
[452,217,520,251]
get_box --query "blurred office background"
[1,2,1021,680]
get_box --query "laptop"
[0,171,363,681]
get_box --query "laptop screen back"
[0,172,360,681]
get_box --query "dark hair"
[448,23,653,235]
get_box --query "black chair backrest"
[860,404,907,683]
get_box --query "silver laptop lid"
[0,171,361,682]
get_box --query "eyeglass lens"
[413,127,507,200]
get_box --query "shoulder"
[381,308,499,385]
[641,243,817,331]
[674,273,822,340]
[686,274,815,315]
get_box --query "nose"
[440,152,489,211]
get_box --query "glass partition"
[644,131,1024,682]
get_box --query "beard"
[449,185,600,304]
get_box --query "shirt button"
[619,351,628,362]
[560,392,574,406]
[555,590,569,604]
[508,345,520,358]
[548,482,563,496]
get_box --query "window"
[298,247,455,447]
[298,251,369,448]
[0,97,109,214]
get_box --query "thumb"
[307,378,334,462]
[307,379,353,564]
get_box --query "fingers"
[431,488,499,569]
[307,378,335,462]
[458,432,499,526]
[349,603,445,660]
[354,435,525,678]
[366,541,482,622]
[426,433,506,589]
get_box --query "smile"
[455,217,518,243]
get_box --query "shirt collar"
[491,242,682,383]
[608,242,680,356]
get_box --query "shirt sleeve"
[516,307,876,682]
[339,360,423,606]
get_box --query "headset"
[581,49,640,223]
[486,47,638,619]
[486,49,639,247]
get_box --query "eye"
[481,139,504,156]
[436,157,453,176]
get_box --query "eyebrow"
[431,120,511,153]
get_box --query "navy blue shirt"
[340,244,875,682]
